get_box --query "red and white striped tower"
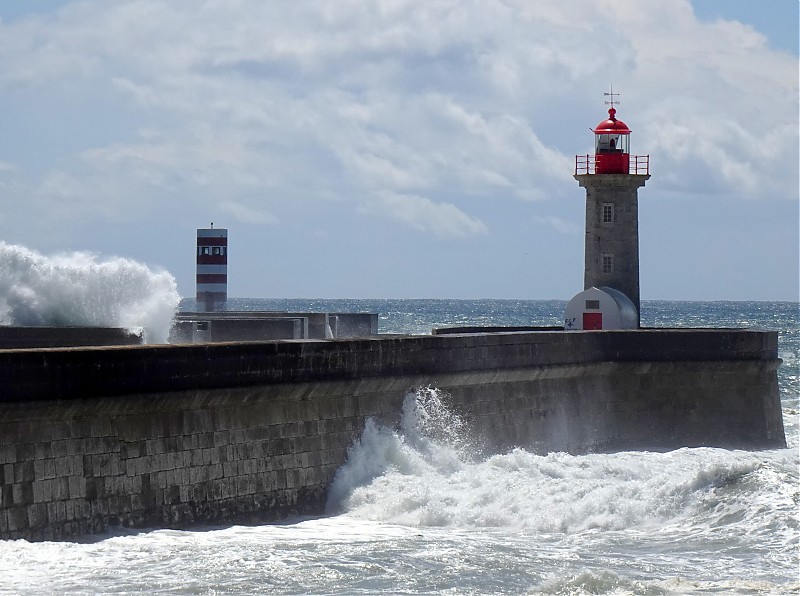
[196,224,228,312]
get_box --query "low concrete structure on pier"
[169,311,379,343]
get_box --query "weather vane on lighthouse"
[604,85,620,109]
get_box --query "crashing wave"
[0,241,179,343]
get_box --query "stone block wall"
[0,381,374,540]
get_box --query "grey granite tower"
[574,174,649,319]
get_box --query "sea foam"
[327,387,797,539]
[0,241,179,343]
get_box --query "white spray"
[0,242,180,343]
[326,386,796,539]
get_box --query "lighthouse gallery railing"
[575,154,650,175]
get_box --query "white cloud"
[220,201,278,226]
[532,215,580,235]
[367,191,488,238]
[0,0,797,204]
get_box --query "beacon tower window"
[602,253,614,274]
[602,203,615,224]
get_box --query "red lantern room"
[575,88,649,176]
[593,107,630,174]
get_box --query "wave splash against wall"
[0,241,179,343]
[326,387,795,539]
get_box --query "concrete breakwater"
[0,329,786,540]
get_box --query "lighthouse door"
[583,312,603,330]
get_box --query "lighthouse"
[566,90,650,330]
[196,224,228,312]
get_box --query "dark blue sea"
[3,299,798,595]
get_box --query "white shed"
[564,286,638,331]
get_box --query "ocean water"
[2,299,798,595]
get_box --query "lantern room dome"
[593,108,631,134]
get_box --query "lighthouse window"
[602,203,615,224]
[198,246,210,256]
[212,247,221,256]
[602,253,614,274]
[595,134,629,154]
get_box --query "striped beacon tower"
[196,223,228,312]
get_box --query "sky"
[0,0,797,301]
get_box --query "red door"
[583,312,603,330]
